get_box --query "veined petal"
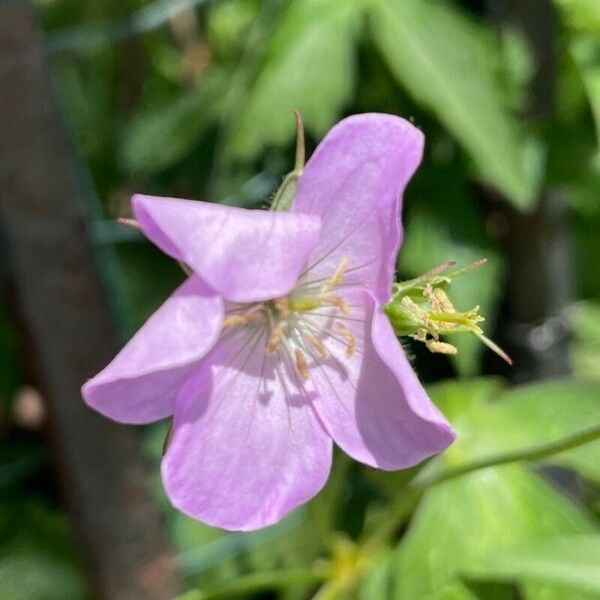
[292,113,424,303]
[307,291,454,470]
[133,194,321,303]
[82,276,223,424]
[162,324,333,531]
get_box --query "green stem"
[270,111,305,211]
[192,567,331,600]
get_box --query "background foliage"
[1,0,600,598]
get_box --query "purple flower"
[82,114,455,531]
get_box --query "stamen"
[267,321,287,354]
[320,294,350,315]
[223,307,263,328]
[425,285,454,314]
[321,256,350,293]
[294,348,310,380]
[336,323,356,358]
[426,339,457,355]
[273,296,290,317]
[305,332,329,359]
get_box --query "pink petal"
[162,324,333,531]
[82,276,223,424]
[307,291,455,470]
[133,194,321,303]
[292,113,424,303]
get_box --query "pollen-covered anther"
[321,256,350,294]
[306,332,329,359]
[425,285,454,313]
[320,294,350,315]
[294,348,310,380]
[336,323,356,358]
[426,339,457,355]
[267,321,287,355]
[223,307,264,328]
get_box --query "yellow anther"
[336,323,356,358]
[267,321,287,355]
[401,296,429,325]
[321,256,350,293]
[425,285,455,314]
[294,348,310,380]
[426,339,458,355]
[320,294,350,315]
[306,332,329,359]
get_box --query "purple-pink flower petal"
[82,276,223,424]
[162,325,333,531]
[308,291,455,470]
[133,194,321,303]
[292,113,424,303]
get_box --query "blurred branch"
[47,0,212,54]
[0,2,180,597]
[485,0,574,381]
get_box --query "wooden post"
[0,2,181,598]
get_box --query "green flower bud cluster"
[385,259,512,364]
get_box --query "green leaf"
[465,535,600,595]
[571,302,600,381]
[437,379,600,484]
[227,0,365,160]
[553,0,600,34]
[370,0,542,208]
[570,37,600,149]
[122,70,225,175]
[393,465,595,599]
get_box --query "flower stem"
[186,566,330,599]
[270,111,305,211]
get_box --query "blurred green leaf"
[122,70,225,175]
[571,301,600,380]
[393,465,595,599]
[465,534,600,595]
[0,551,87,600]
[0,499,88,600]
[570,37,600,148]
[433,379,600,484]
[370,0,542,208]
[554,0,600,34]
[226,0,365,160]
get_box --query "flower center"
[221,257,355,381]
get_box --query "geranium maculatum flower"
[82,114,455,531]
